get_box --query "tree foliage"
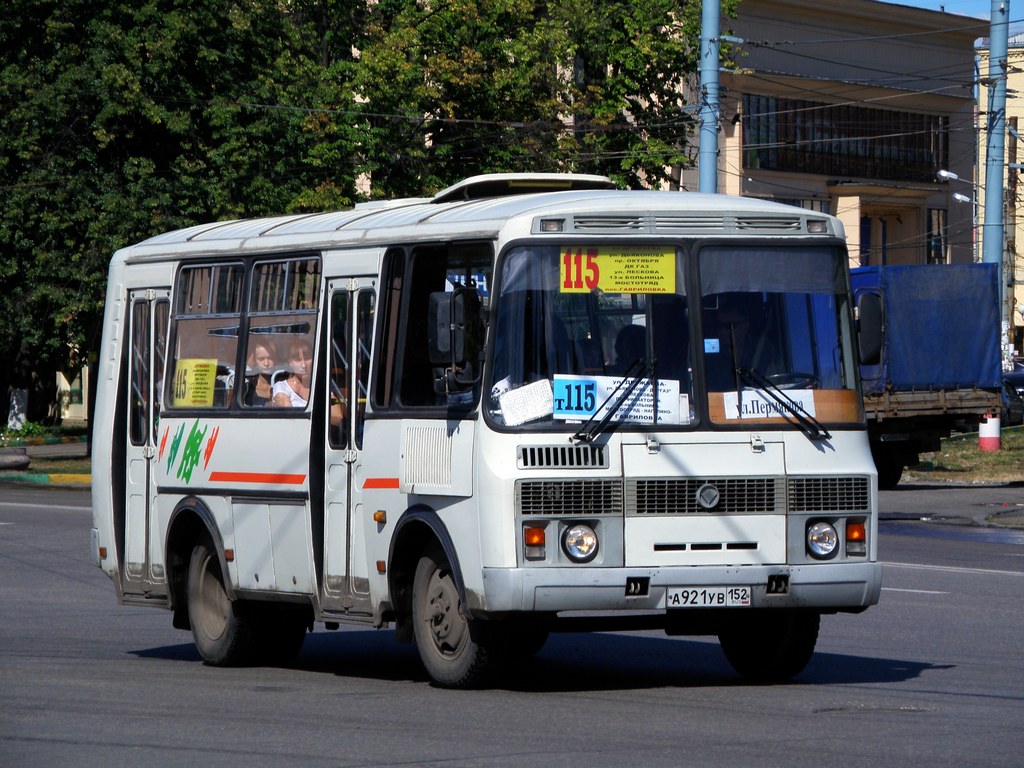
[0,0,734,419]
[0,0,362,414]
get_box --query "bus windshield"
[485,242,861,430]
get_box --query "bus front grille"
[517,476,869,517]
[517,479,623,516]
[517,444,608,469]
[787,476,870,511]
[627,478,782,515]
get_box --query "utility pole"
[1008,117,1018,342]
[983,0,1010,362]
[699,0,720,194]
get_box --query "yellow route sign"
[172,358,217,407]
[559,246,675,294]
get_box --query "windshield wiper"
[572,358,654,443]
[735,366,832,441]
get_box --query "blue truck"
[851,263,1003,489]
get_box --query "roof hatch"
[432,173,617,203]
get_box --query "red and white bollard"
[978,413,1001,452]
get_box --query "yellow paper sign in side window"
[172,358,217,407]
[559,246,675,294]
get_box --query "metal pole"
[983,0,1010,360]
[699,0,720,194]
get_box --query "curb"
[1,435,88,448]
[0,472,91,486]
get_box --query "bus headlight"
[562,524,599,563]
[806,521,838,559]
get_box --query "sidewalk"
[0,437,91,487]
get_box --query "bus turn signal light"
[524,526,546,560]
[846,520,867,556]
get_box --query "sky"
[896,0,998,18]
[892,0,1024,35]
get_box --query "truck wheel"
[872,449,904,490]
[187,538,256,666]
[412,545,501,688]
[718,612,819,682]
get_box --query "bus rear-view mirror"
[856,292,883,366]
[428,286,484,391]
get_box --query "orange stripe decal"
[363,477,400,489]
[208,471,307,485]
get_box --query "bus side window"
[381,243,492,410]
[169,263,243,409]
[329,291,350,449]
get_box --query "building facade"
[977,35,1024,359]
[687,0,980,274]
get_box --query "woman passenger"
[272,340,313,408]
[245,341,276,406]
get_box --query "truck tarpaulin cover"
[851,264,1002,394]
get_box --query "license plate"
[666,585,751,608]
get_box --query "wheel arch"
[165,496,229,630]
[387,506,469,643]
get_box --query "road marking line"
[884,561,1024,577]
[0,502,90,512]
[882,587,949,595]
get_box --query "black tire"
[187,538,257,666]
[412,545,502,688]
[718,612,820,683]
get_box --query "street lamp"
[938,169,979,263]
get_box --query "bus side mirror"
[856,292,883,366]
[428,286,484,392]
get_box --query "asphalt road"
[1,482,1022,768]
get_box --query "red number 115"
[562,247,600,290]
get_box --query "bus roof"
[112,174,841,264]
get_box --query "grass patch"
[4,454,93,475]
[908,425,1024,484]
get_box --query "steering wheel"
[765,372,819,390]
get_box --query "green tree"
[0,0,362,419]
[1,0,733,420]
[352,0,737,196]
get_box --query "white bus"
[91,174,881,688]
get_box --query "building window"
[742,94,947,183]
[927,209,948,264]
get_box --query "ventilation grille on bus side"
[653,215,728,232]
[566,214,808,235]
[571,215,646,231]
[517,444,608,469]
[787,476,870,512]
[627,478,783,515]
[735,216,802,231]
[517,479,624,516]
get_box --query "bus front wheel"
[412,545,501,688]
[718,611,820,682]
[187,538,256,666]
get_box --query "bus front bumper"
[477,561,882,614]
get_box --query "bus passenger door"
[123,289,169,596]
[321,279,375,615]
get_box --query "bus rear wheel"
[412,545,502,688]
[187,538,256,666]
[718,611,820,682]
